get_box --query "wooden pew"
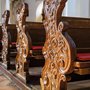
[3,11,90,88]
[7,24,17,69]
[0,11,45,71]
[1,2,89,89]
[61,17,90,75]
[26,17,90,76]
[15,2,46,83]
[1,10,10,68]
[40,0,90,90]
[0,10,17,69]
[26,22,45,59]
[40,0,73,90]
[25,17,90,88]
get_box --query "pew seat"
[10,42,16,47]
[26,22,45,60]
[74,53,90,75]
[0,23,17,69]
[30,46,43,59]
[61,17,90,76]
[32,46,42,50]
[77,53,90,61]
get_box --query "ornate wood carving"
[16,3,29,77]
[40,0,72,90]
[2,10,10,65]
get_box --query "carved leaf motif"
[40,0,72,90]
[2,10,10,64]
[16,3,29,76]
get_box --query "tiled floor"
[0,70,19,90]
[30,80,90,90]
[0,65,90,90]
[68,80,90,90]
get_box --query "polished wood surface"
[0,3,90,90]
[40,0,75,90]
[61,17,90,53]
[61,17,90,75]
[1,10,10,68]
[16,3,29,78]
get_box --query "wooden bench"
[26,22,45,59]
[40,0,90,90]
[0,10,17,69]
[1,10,11,68]
[1,2,90,89]
[0,11,45,71]
[7,25,17,69]
[15,3,46,83]
[61,17,90,75]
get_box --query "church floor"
[0,69,19,90]
[0,64,90,90]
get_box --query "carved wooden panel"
[40,0,72,90]
[2,10,10,65]
[16,3,29,77]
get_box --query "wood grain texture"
[1,10,10,67]
[16,3,29,78]
[40,0,74,90]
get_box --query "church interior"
[0,0,90,90]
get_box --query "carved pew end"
[40,78,44,90]
[40,77,67,90]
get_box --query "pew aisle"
[0,64,90,90]
[31,79,90,90]
[0,64,31,90]
[0,70,19,90]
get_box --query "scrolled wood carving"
[2,10,10,65]
[16,3,29,77]
[40,0,72,90]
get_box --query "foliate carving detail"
[16,3,29,76]
[41,0,71,90]
[2,10,10,64]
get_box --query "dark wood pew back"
[0,24,17,48]
[26,22,46,46]
[26,17,90,53]
[61,17,90,53]
[1,17,90,54]
[7,25,17,45]
[0,26,2,41]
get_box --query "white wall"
[25,0,43,22]
[26,0,90,22]
[0,0,90,24]
[6,0,10,10]
[63,0,90,18]
[25,0,36,21]
[0,0,6,24]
